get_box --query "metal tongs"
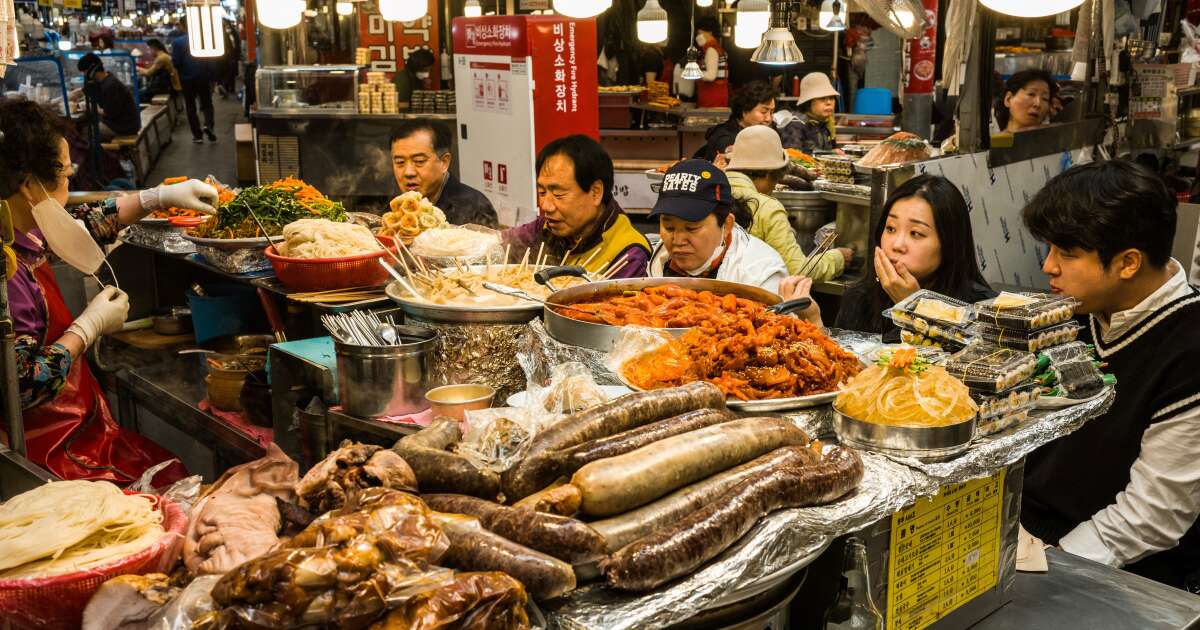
[481,282,599,317]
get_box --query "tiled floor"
[146,87,243,187]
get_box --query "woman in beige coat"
[725,126,851,282]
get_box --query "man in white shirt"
[1020,159,1200,590]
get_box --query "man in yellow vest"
[502,135,650,277]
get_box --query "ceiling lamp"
[734,0,770,48]
[464,0,482,17]
[752,28,802,64]
[257,0,304,29]
[186,0,226,58]
[57,38,73,51]
[120,17,134,27]
[979,0,1085,18]
[101,16,114,27]
[379,0,429,21]
[336,1,355,15]
[819,0,846,31]
[553,0,611,18]
[696,0,712,6]
[636,0,668,43]
[681,45,703,79]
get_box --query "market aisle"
[146,91,242,187]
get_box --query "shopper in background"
[1021,160,1200,590]
[0,100,217,485]
[777,72,841,154]
[172,16,217,144]
[995,68,1058,133]
[695,80,776,162]
[504,135,650,278]
[782,174,994,336]
[73,53,138,141]
[396,48,436,110]
[647,160,787,293]
[693,16,728,109]
[725,126,851,281]
[137,38,182,103]
[390,119,497,227]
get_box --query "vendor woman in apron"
[1,100,217,484]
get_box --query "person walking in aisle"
[172,17,217,144]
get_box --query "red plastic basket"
[0,493,187,630]
[264,235,400,292]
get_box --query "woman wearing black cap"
[647,159,788,293]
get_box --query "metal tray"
[617,371,844,412]
[183,233,283,250]
[384,264,563,324]
[832,409,976,462]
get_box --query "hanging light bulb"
[379,0,428,21]
[696,0,713,7]
[186,0,226,58]
[120,17,134,27]
[681,46,703,80]
[336,1,354,15]
[734,0,770,48]
[979,0,1084,18]
[636,0,668,43]
[890,3,915,29]
[101,16,115,27]
[553,0,611,19]
[818,0,846,31]
[257,0,304,29]
[57,38,73,51]
[464,0,483,17]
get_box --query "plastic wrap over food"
[195,244,273,274]
[122,224,197,254]
[530,362,607,416]
[884,386,1115,485]
[414,224,505,268]
[517,320,620,388]
[602,326,671,379]
[459,407,541,473]
[407,317,528,400]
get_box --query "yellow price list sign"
[64,0,83,8]
[885,468,1006,630]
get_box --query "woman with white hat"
[725,125,853,282]
[777,72,841,154]
[647,160,787,293]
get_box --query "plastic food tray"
[970,381,1040,421]
[890,290,975,328]
[944,344,1038,393]
[973,292,1080,332]
[975,320,1082,353]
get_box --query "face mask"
[415,71,430,80]
[695,34,707,47]
[683,232,727,276]
[31,180,106,274]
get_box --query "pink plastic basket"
[0,493,187,630]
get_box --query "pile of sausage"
[404,381,864,597]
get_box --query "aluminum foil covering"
[814,180,873,198]
[516,319,619,388]
[195,243,273,274]
[406,315,528,400]
[121,224,196,254]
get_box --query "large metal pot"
[543,277,784,352]
[335,326,438,418]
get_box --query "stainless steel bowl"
[335,326,439,418]
[833,408,976,463]
[385,264,563,324]
[543,277,783,352]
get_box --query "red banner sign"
[359,1,441,85]
[905,0,938,95]
[528,16,598,152]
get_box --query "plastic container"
[974,320,1082,352]
[0,495,187,630]
[887,290,976,345]
[853,87,893,115]
[1041,357,1106,400]
[944,344,1038,393]
[186,283,270,344]
[265,235,399,292]
[971,381,1041,421]
[973,292,1079,331]
[978,408,1030,437]
[900,329,967,353]
[1039,340,1095,365]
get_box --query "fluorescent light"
[696,0,713,6]
[186,0,226,58]
[980,0,1085,18]
[464,0,482,17]
[636,0,667,43]
[336,1,354,15]
[734,0,769,48]
[379,0,429,21]
[552,0,611,19]
[257,0,304,29]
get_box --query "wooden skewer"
[602,256,631,280]
[580,248,602,270]
[518,247,530,277]
[535,242,546,270]
[504,243,512,266]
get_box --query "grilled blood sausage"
[393,418,502,500]
[512,481,582,517]
[602,446,864,591]
[435,513,577,600]
[572,417,811,517]
[503,382,725,500]
[422,494,606,564]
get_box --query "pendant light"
[336,2,355,15]
[553,0,611,19]
[380,0,428,21]
[101,16,114,27]
[696,0,712,7]
[734,0,769,49]
[636,0,668,43]
[979,0,1085,18]
[818,0,846,31]
[464,0,483,16]
[186,0,226,58]
[681,46,703,80]
[257,0,304,29]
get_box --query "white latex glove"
[139,179,219,214]
[66,286,129,348]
